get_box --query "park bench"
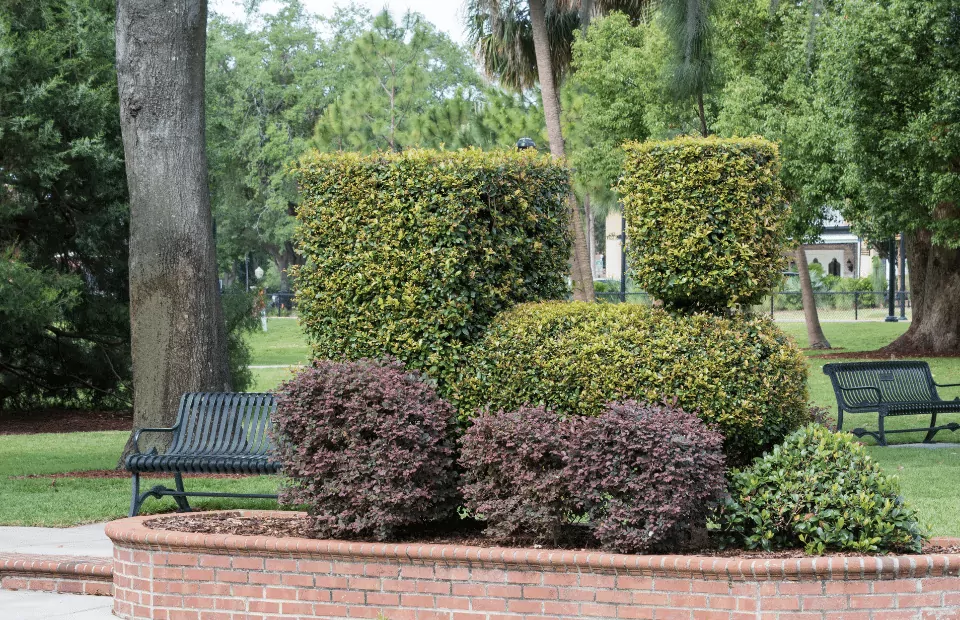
[125,392,281,516]
[822,361,960,446]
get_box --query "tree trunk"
[697,92,708,137]
[585,194,595,278]
[796,245,831,349]
[528,0,594,302]
[882,230,960,354]
[116,0,231,459]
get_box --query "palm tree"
[466,0,656,301]
[660,0,714,137]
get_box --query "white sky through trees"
[210,0,469,44]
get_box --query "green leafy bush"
[292,148,570,396]
[711,425,926,554]
[566,401,727,554]
[617,137,788,312]
[456,301,808,464]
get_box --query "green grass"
[247,318,310,366]
[1,318,957,536]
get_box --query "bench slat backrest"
[169,392,276,456]
[823,361,938,409]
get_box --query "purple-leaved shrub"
[459,407,574,544]
[272,358,459,541]
[565,401,727,554]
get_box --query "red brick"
[280,601,315,615]
[231,556,264,570]
[581,603,619,617]
[298,588,332,602]
[559,588,596,601]
[367,592,400,606]
[652,609,692,620]
[349,577,381,591]
[333,590,366,604]
[315,575,349,588]
[265,558,299,572]
[281,573,314,587]
[690,612,733,620]
[183,568,214,581]
[596,589,633,604]
[706,596,738,610]
[658,579,693,592]
[543,601,580,615]
[633,592,669,606]
[416,611,453,620]
[618,607,655,619]
[399,593,436,607]
[670,594,709,608]
[581,574,616,589]
[311,603,349,617]
[199,583,231,596]
[249,600,281,613]
[212,597,245,611]
[472,597,508,612]
[451,583,485,597]
[824,612,871,620]
[874,580,920,594]
[249,572,282,585]
[543,572,579,587]
[849,595,896,609]
[452,614,487,620]
[761,597,801,611]
[897,593,943,608]
[486,584,523,598]
[264,586,299,600]
[692,581,732,595]
[871,612,920,620]
[472,568,508,583]
[826,582,872,595]
[349,606,385,619]
[922,578,960,592]
[618,576,654,590]
[435,595,471,610]
[780,583,825,596]
[231,585,265,598]
[508,599,544,613]
[435,566,471,580]
[400,566,434,579]
[300,560,333,573]
[524,585,559,599]
[215,570,247,583]
[802,596,847,610]
[416,580,451,595]
[199,555,231,568]
[365,563,401,577]
[165,553,198,567]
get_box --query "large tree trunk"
[528,0,594,302]
[796,245,831,349]
[882,230,960,354]
[116,0,231,458]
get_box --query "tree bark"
[116,0,231,458]
[528,0,594,301]
[881,230,960,354]
[697,92,708,137]
[796,245,831,349]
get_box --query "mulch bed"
[144,512,960,558]
[0,409,132,435]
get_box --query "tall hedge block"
[617,137,788,312]
[292,149,570,393]
[456,302,809,464]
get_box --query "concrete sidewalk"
[0,524,112,558]
[0,590,114,619]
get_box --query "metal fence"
[595,290,911,322]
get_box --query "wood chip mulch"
[144,512,960,558]
[0,409,132,435]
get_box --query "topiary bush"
[272,358,459,541]
[711,425,927,554]
[459,407,574,545]
[565,401,727,554]
[456,301,808,464]
[292,148,570,396]
[617,137,788,312]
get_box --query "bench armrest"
[838,385,884,405]
[130,426,179,455]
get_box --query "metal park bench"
[822,361,960,446]
[125,392,281,516]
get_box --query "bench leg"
[923,411,939,443]
[877,412,888,447]
[173,473,192,512]
[128,473,141,517]
[837,409,844,432]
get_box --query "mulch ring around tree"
[144,512,960,558]
[0,409,133,435]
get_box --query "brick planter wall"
[106,511,960,620]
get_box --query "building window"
[828,258,841,277]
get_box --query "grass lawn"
[1,317,957,536]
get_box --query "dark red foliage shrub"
[564,401,727,554]
[272,358,459,541]
[459,407,574,544]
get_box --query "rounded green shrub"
[292,148,570,396]
[617,137,788,312]
[711,425,927,554]
[455,301,808,464]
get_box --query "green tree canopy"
[0,0,130,408]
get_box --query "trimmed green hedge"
[292,148,570,395]
[617,137,788,312]
[455,302,809,464]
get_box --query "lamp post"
[516,137,536,150]
[885,238,898,322]
[254,266,266,332]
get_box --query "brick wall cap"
[105,510,960,581]
[0,552,113,578]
